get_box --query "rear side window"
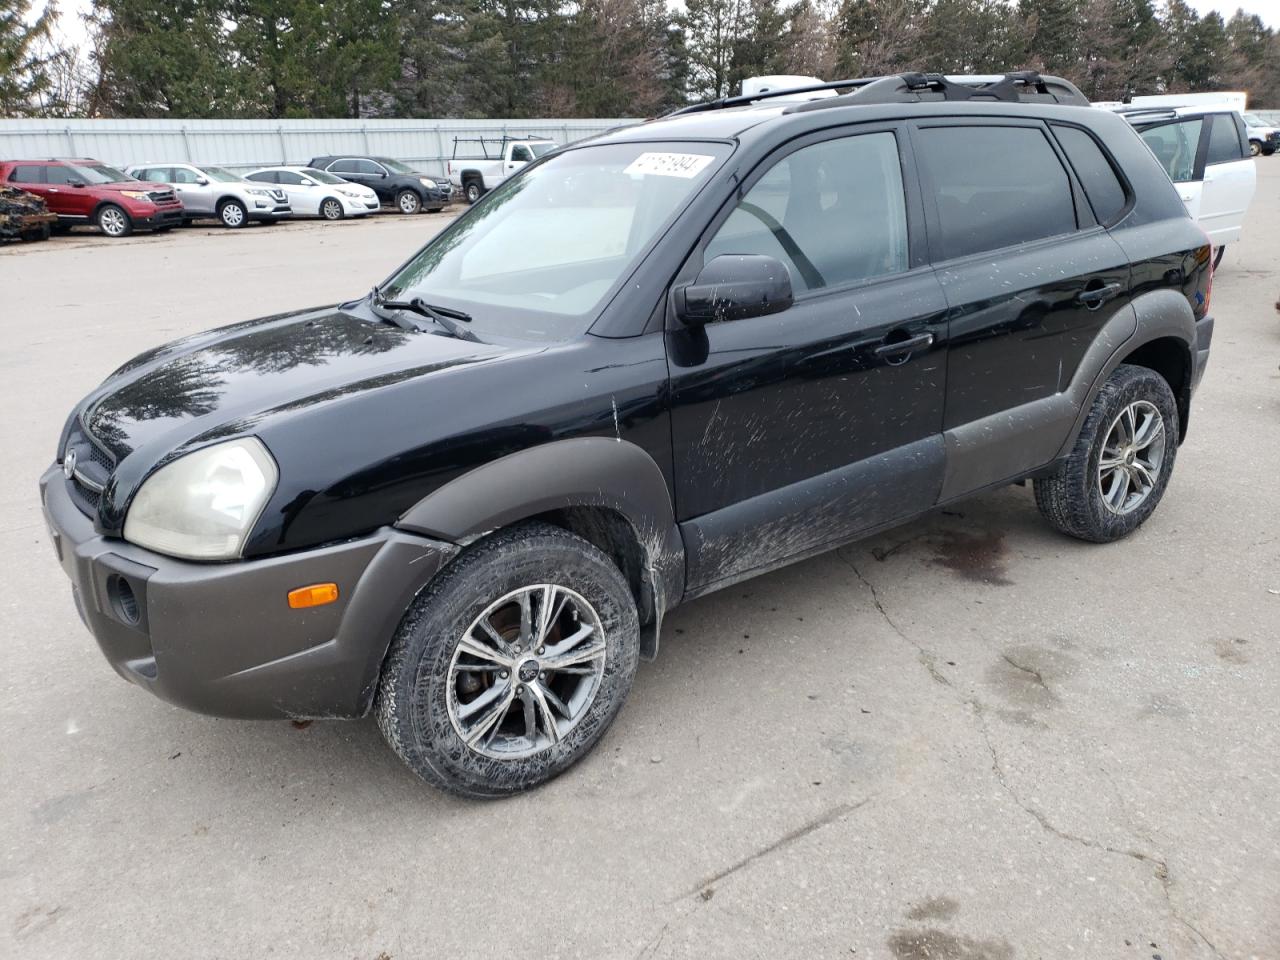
[10,165,46,184]
[1138,119,1202,182]
[705,131,909,294]
[1053,125,1128,225]
[276,171,303,185]
[917,125,1077,260]
[246,171,277,183]
[1206,114,1245,164]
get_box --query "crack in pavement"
[680,797,873,901]
[842,549,1225,960]
[838,549,953,688]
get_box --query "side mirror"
[676,254,794,325]
[70,180,86,188]
[380,171,388,178]
[195,177,209,186]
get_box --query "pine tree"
[729,0,792,94]
[683,0,748,100]
[1018,0,1081,75]
[832,0,927,77]
[1,0,72,115]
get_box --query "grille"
[270,188,288,203]
[62,422,116,519]
[148,189,178,204]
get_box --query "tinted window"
[706,132,909,293]
[138,168,172,183]
[355,159,384,175]
[1206,114,1245,164]
[1053,125,1128,225]
[918,125,1077,260]
[46,166,81,185]
[277,171,304,185]
[330,159,358,173]
[170,166,202,184]
[9,165,45,184]
[1138,119,1202,182]
[511,145,534,163]
[245,171,277,183]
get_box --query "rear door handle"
[874,331,934,360]
[1077,282,1123,308]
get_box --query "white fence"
[0,117,642,176]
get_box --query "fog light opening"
[108,575,141,625]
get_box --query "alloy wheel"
[1098,400,1166,515]
[99,207,128,237]
[447,584,607,760]
[398,192,420,214]
[322,198,343,220]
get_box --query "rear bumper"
[1192,314,1213,391]
[40,466,458,719]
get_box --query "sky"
[42,0,1280,58]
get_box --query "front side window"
[1206,114,1245,164]
[382,141,729,339]
[356,159,386,175]
[917,125,1078,260]
[170,166,201,184]
[330,159,358,174]
[1138,119,1203,183]
[706,131,908,294]
[46,166,81,185]
[511,145,534,163]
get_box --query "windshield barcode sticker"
[624,152,715,179]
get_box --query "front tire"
[395,189,421,215]
[1250,140,1262,157]
[218,199,247,228]
[320,197,344,221]
[375,522,640,798]
[96,204,132,238]
[1034,364,1179,543]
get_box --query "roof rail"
[786,71,1090,113]
[666,77,885,116]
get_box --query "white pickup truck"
[447,137,558,204]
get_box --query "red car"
[0,158,184,238]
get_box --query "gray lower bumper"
[1193,315,1213,391]
[40,466,457,719]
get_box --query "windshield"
[530,142,557,158]
[381,141,729,340]
[70,163,133,184]
[378,158,417,174]
[199,166,244,183]
[303,168,346,184]
[1244,114,1266,128]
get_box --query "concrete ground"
[1,167,1277,960]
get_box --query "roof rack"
[668,71,1089,117]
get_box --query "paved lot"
[2,170,1278,960]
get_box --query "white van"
[1116,105,1257,266]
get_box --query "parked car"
[447,136,557,203]
[42,71,1214,798]
[1242,113,1279,156]
[1116,105,1256,267]
[0,158,184,238]
[307,155,451,214]
[126,163,291,228]
[245,166,379,220]
[0,184,57,241]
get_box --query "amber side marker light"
[288,583,339,609]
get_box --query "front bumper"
[248,203,292,221]
[40,466,457,719]
[132,205,185,228]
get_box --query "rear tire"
[1213,246,1226,270]
[218,199,247,228]
[395,189,421,215]
[1034,364,1179,543]
[375,522,640,798]
[96,204,132,238]
[464,179,484,204]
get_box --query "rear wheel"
[395,189,421,215]
[375,522,640,798]
[218,199,247,228]
[96,204,132,238]
[464,179,484,204]
[1034,364,1178,543]
[320,197,344,221]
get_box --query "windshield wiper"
[368,286,481,342]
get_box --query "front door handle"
[1077,282,1123,309]
[874,331,934,361]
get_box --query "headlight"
[120,191,152,200]
[246,187,270,197]
[124,438,278,560]
[338,188,360,197]
[418,177,435,187]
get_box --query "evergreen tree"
[683,0,748,99]
[729,0,793,94]
[2,0,73,115]
[832,0,927,77]
[1018,0,1081,74]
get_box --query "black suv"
[43,73,1213,798]
[307,155,452,214]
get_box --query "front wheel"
[320,197,344,221]
[375,522,640,798]
[395,189,421,215]
[218,199,247,228]
[1250,140,1262,157]
[1034,364,1179,543]
[1213,246,1226,270]
[96,204,132,238]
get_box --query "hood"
[79,304,508,469]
